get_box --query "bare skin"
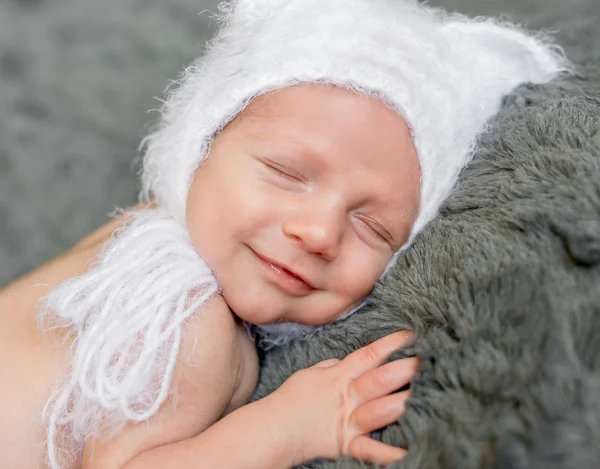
[0,84,421,468]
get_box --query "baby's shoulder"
[178,294,240,381]
[177,294,258,415]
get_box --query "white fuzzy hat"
[140,0,571,255]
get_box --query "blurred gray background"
[1,0,599,287]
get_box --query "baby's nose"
[282,209,345,261]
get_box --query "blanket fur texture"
[252,74,600,468]
[1,0,599,468]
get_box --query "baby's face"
[186,84,420,326]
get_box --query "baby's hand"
[268,331,417,466]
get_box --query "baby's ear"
[440,18,573,86]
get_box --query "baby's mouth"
[279,265,304,281]
[251,250,317,296]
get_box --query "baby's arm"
[123,331,417,469]
[123,386,296,469]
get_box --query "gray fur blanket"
[1,0,600,468]
[252,76,600,468]
[250,2,600,467]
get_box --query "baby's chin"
[225,283,363,322]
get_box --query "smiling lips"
[253,251,316,296]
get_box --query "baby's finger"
[350,357,418,402]
[348,435,408,466]
[341,330,415,379]
[310,358,340,369]
[350,390,410,434]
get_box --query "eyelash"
[356,216,390,243]
[263,161,304,183]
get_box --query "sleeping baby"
[0,0,570,468]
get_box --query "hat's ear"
[441,19,572,86]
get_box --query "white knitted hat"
[140,0,571,256]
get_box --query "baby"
[0,0,570,468]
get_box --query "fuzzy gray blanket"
[2,0,600,468]
[250,4,600,466]
[252,75,600,468]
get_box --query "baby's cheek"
[339,252,385,296]
[233,183,268,220]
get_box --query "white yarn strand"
[38,208,219,469]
